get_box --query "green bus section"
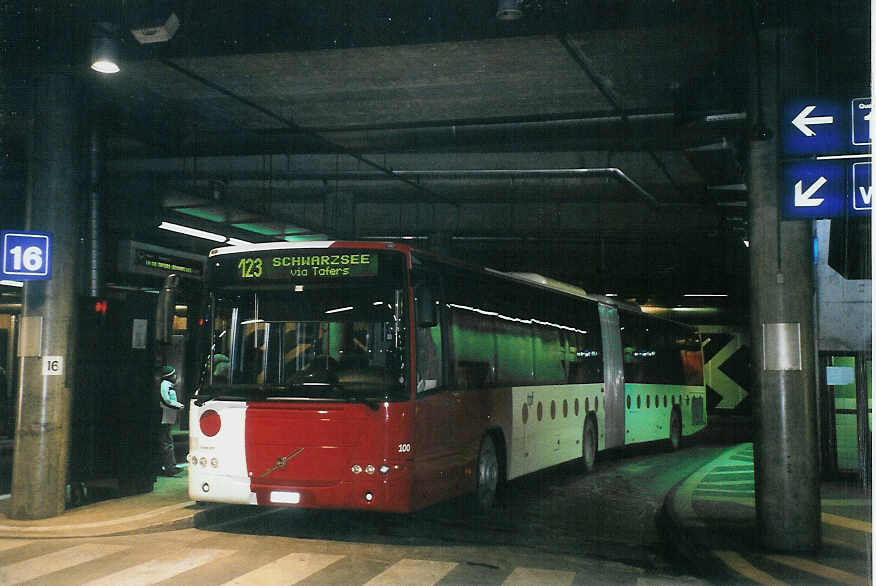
[623,383,707,443]
[831,356,872,472]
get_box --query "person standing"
[157,365,184,476]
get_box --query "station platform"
[0,443,870,585]
[662,442,873,585]
[0,468,240,539]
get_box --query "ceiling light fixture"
[158,221,227,243]
[90,22,120,74]
[496,0,523,20]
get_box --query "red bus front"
[187,243,417,512]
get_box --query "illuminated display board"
[118,240,205,280]
[210,250,398,285]
[137,249,203,276]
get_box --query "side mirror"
[155,273,180,344]
[414,283,437,328]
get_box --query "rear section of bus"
[186,242,417,511]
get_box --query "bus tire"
[668,408,682,451]
[582,415,597,472]
[474,434,499,513]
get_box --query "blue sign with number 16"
[1,231,52,280]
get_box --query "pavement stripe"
[83,547,235,586]
[766,554,869,585]
[696,497,870,533]
[824,536,871,554]
[502,567,575,585]
[712,550,786,585]
[364,558,458,586]
[0,543,130,585]
[698,480,754,486]
[675,444,752,527]
[822,499,873,506]
[220,552,344,585]
[821,512,872,533]
[0,539,32,552]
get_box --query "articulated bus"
[186,241,706,512]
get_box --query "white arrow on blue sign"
[782,97,871,157]
[1,231,53,280]
[782,161,847,219]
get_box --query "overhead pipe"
[558,35,682,200]
[109,111,746,158]
[160,58,458,207]
[111,164,658,207]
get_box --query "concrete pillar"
[748,27,820,551]
[9,72,80,519]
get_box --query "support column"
[748,27,820,551]
[9,72,80,519]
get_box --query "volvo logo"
[258,447,304,479]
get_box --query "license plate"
[270,491,301,504]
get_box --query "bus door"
[411,270,458,505]
[598,303,625,449]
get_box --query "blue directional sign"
[781,161,847,219]
[782,97,871,157]
[1,231,52,280]
[851,162,872,214]
[851,98,872,146]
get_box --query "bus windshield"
[203,286,407,404]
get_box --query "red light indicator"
[199,409,221,437]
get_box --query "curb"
[659,445,756,585]
[0,501,264,539]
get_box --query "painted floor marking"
[83,547,235,586]
[502,566,575,585]
[824,536,871,554]
[698,480,754,486]
[0,543,130,585]
[364,558,458,586]
[821,512,872,533]
[676,443,753,527]
[823,498,873,506]
[220,552,345,585]
[766,554,869,585]
[712,550,786,585]
[696,497,870,533]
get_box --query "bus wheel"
[668,408,682,451]
[582,416,597,472]
[475,434,499,512]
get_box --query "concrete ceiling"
[1,1,870,314]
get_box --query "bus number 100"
[238,257,263,278]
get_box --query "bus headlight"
[351,464,362,475]
[379,465,390,474]
[365,464,376,475]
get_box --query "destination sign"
[232,252,379,281]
